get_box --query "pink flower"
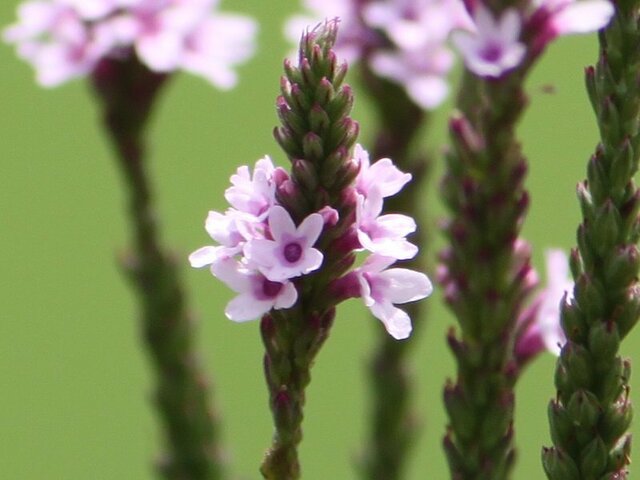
[188,210,252,268]
[243,205,324,281]
[356,188,418,260]
[354,144,412,199]
[211,257,298,322]
[224,156,276,220]
[452,6,526,78]
[355,254,433,339]
[514,249,572,364]
[535,249,571,355]
[4,0,257,88]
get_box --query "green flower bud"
[592,199,622,254]
[542,447,580,480]
[548,401,573,447]
[309,104,331,135]
[588,321,620,364]
[444,383,477,443]
[601,400,632,445]
[579,437,608,477]
[302,132,324,163]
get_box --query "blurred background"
[2,1,637,478]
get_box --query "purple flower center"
[262,279,283,298]
[283,242,303,263]
[481,43,503,63]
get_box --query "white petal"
[406,75,450,110]
[366,159,412,197]
[376,214,417,237]
[379,268,434,304]
[299,248,324,274]
[211,257,252,293]
[268,205,296,241]
[225,293,272,322]
[188,246,221,268]
[360,254,396,273]
[297,213,324,248]
[498,9,522,43]
[243,238,277,269]
[552,2,614,35]
[370,302,413,340]
[274,282,298,309]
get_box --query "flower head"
[4,0,258,87]
[452,6,526,78]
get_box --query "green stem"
[91,57,224,480]
[542,7,640,479]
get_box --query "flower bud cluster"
[286,0,470,109]
[190,144,432,339]
[4,0,257,87]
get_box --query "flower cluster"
[515,249,572,365]
[4,0,257,87]
[285,0,470,109]
[190,145,432,339]
[452,0,614,78]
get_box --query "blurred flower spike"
[453,0,614,78]
[3,0,257,88]
[190,146,433,339]
[286,0,470,110]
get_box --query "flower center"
[481,43,503,63]
[283,242,303,263]
[262,279,283,298]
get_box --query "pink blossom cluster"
[515,249,572,364]
[285,0,470,110]
[190,146,432,339]
[452,0,614,78]
[4,0,257,87]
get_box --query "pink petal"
[378,268,433,304]
[225,293,272,322]
[188,246,222,268]
[268,205,297,242]
[551,1,614,35]
[370,301,413,340]
[297,213,324,249]
[274,282,298,309]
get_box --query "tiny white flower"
[244,205,324,282]
[356,254,433,339]
[212,257,298,322]
[452,6,526,78]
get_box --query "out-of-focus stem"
[91,56,224,480]
[358,67,429,480]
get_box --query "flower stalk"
[542,5,640,479]
[260,22,360,479]
[91,56,224,480]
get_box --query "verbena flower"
[191,148,432,336]
[4,0,257,87]
[285,0,468,109]
[355,254,433,340]
[452,0,613,78]
[452,6,526,78]
[515,249,572,365]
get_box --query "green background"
[2,1,638,478]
